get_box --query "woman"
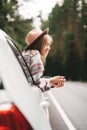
[22,28,65,92]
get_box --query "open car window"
[1,36,40,91]
[0,75,4,89]
[5,37,31,83]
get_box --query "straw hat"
[25,28,49,50]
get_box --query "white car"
[0,29,52,130]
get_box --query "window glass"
[0,74,4,89]
[5,37,30,83]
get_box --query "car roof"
[0,29,52,130]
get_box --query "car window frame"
[5,36,32,83]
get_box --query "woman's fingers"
[50,76,66,88]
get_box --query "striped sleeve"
[30,50,44,83]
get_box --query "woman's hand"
[50,76,65,88]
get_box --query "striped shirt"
[22,50,51,91]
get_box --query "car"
[0,29,52,130]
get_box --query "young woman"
[22,28,65,92]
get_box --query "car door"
[0,29,52,130]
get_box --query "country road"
[47,81,87,130]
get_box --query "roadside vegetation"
[0,0,87,81]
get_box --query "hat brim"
[25,28,49,50]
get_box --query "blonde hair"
[40,34,53,64]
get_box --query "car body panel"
[0,29,52,130]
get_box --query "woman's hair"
[28,34,53,64]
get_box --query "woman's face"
[41,42,51,56]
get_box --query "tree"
[0,0,33,50]
[77,0,87,80]
[62,30,81,80]
[0,0,18,30]
[41,0,87,81]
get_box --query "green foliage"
[0,0,33,51]
[0,0,17,29]
[1,0,87,81]
[42,0,87,81]
[44,55,62,77]
[8,19,33,51]
[61,30,81,80]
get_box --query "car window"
[0,74,4,89]
[5,37,31,83]
[6,37,36,85]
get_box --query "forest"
[0,0,87,81]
